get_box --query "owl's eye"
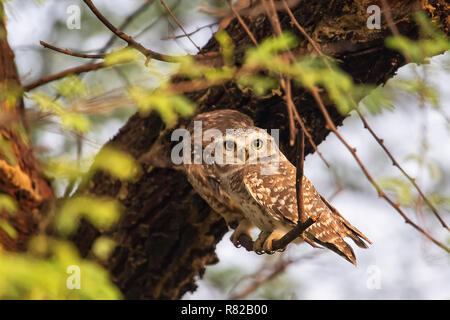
[224,140,235,151]
[252,139,263,150]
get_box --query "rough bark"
[0,7,53,250]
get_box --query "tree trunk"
[0,6,53,251]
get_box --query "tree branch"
[82,0,172,62]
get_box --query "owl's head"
[205,127,281,167]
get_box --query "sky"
[5,0,450,299]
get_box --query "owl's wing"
[185,163,244,228]
[242,161,299,225]
[243,161,371,265]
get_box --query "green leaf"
[215,30,234,66]
[378,177,413,206]
[55,196,122,236]
[237,75,278,96]
[129,86,196,127]
[0,218,17,239]
[92,146,140,181]
[0,194,17,216]
[359,85,395,114]
[32,92,92,133]
[244,32,298,69]
[92,236,117,261]
[104,47,141,66]
[0,238,122,299]
[55,76,87,100]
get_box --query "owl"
[184,109,371,265]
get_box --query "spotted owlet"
[184,109,371,265]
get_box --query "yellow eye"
[252,139,263,150]
[224,140,235,151]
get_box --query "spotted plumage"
[184,109,371,265]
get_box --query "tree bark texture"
[0,8,53,251]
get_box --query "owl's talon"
[253,230,270,253]
[230,219,254,248]
[262,230,286,253]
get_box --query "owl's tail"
[303,195,371,265]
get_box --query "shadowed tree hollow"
[0,0,448,299]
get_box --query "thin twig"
[227,0,258,46]
[295,125,305,223]
[356,109,448,230]
[381,0,401,36]
[280,78,296,146]
[281,0,325,57]
[163,23,218,40]
[310,87,449,253]
[134,0,182,39]
[230,250,319,300]
[285,1,448,234]
[160,0,201,52]
[230,257,292,300]
[39,41,106,59]
[100,0,156,54]
[24,62,106,91]
[82,0,172,62]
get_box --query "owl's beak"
[238,149,250,163]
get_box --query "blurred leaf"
[32,92,92,133]
[44,157,85,180]
[92,146,140,181]
[215,30,234,66]
[427,162,442,181]
[378,177,413,206]
[237,75,278,96]
[245,32,298,69]
[0,238,122,299]
[92,236,117,261]
[129,86,196,127]
[258,275,297,300]
[55,76,87,100]
[385,14,450,64]
[205,266,246,293]
[104,47,141,66]
[55,196,122,236]
[0,218,17,239]
[0,135,17,165]
[392,79,440,108]
[359,85,395,114]
[0,194,17,216]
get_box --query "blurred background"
[5,0,449,299]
